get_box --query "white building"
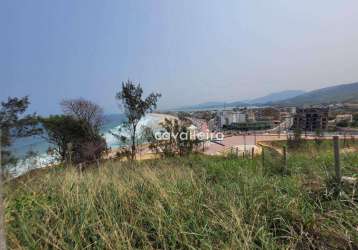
[217,110,247,127]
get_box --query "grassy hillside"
[4,141,358,249]
[275,82,358,106]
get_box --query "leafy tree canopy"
[41,115,106,164]
[0,96,41,165]
[115,80,161,160]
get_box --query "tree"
[41,115,107,164]
[41,98,107,165]
[61,98,107,164]
[41,115,85,162]
[60,98,104,137]
[145,118,200,158]
[115,80,161,160]
[0,96,41,166]
[145,118,180,158]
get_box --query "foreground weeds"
[4,146,358,249]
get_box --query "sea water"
[7,113,166,176]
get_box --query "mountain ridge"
[245,90,305,104]
[177,89,305,110]
[273,82,358,106]
[175,81,358,111]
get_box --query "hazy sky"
[1,0,358,114]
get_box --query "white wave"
[8,152,59,178]
[9,113,176,177]
[103,113,175,148]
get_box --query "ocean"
[8,113,168,176]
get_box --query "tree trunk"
[131,125,137,160]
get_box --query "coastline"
[9,112,177,177]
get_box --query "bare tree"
[116,80,161,160]
[41,98,107,165]
[61,98,104,139]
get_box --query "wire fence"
[255,137,358,200]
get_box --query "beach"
[8,113,177,176]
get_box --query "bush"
[41,115,107,164]
[145,118,200,158]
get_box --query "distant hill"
[177,90,304,110]
[177,90,305,110]
[176,82,358,111]
[245,90,305,104]
[274,82,358,106]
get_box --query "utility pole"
[0,130,7,250]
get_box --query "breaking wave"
[8,113,173,177]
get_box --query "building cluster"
[214,107,294,131]
[292,108,356,131]
[197,104,356,132]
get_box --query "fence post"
[333,136,341,189]
[251,147,254,160]
[343,133,347,147]
[0,130,7,250]
[243,133,246,153]
[283,146,287,173]
[261,147,265,169]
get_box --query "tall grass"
[4,145,358,249]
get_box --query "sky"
[1,0,358,115]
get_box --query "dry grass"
[4,146,358,249]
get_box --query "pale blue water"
[8,113,165,176]
[7,113,126,177]
[10,113,126,159]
